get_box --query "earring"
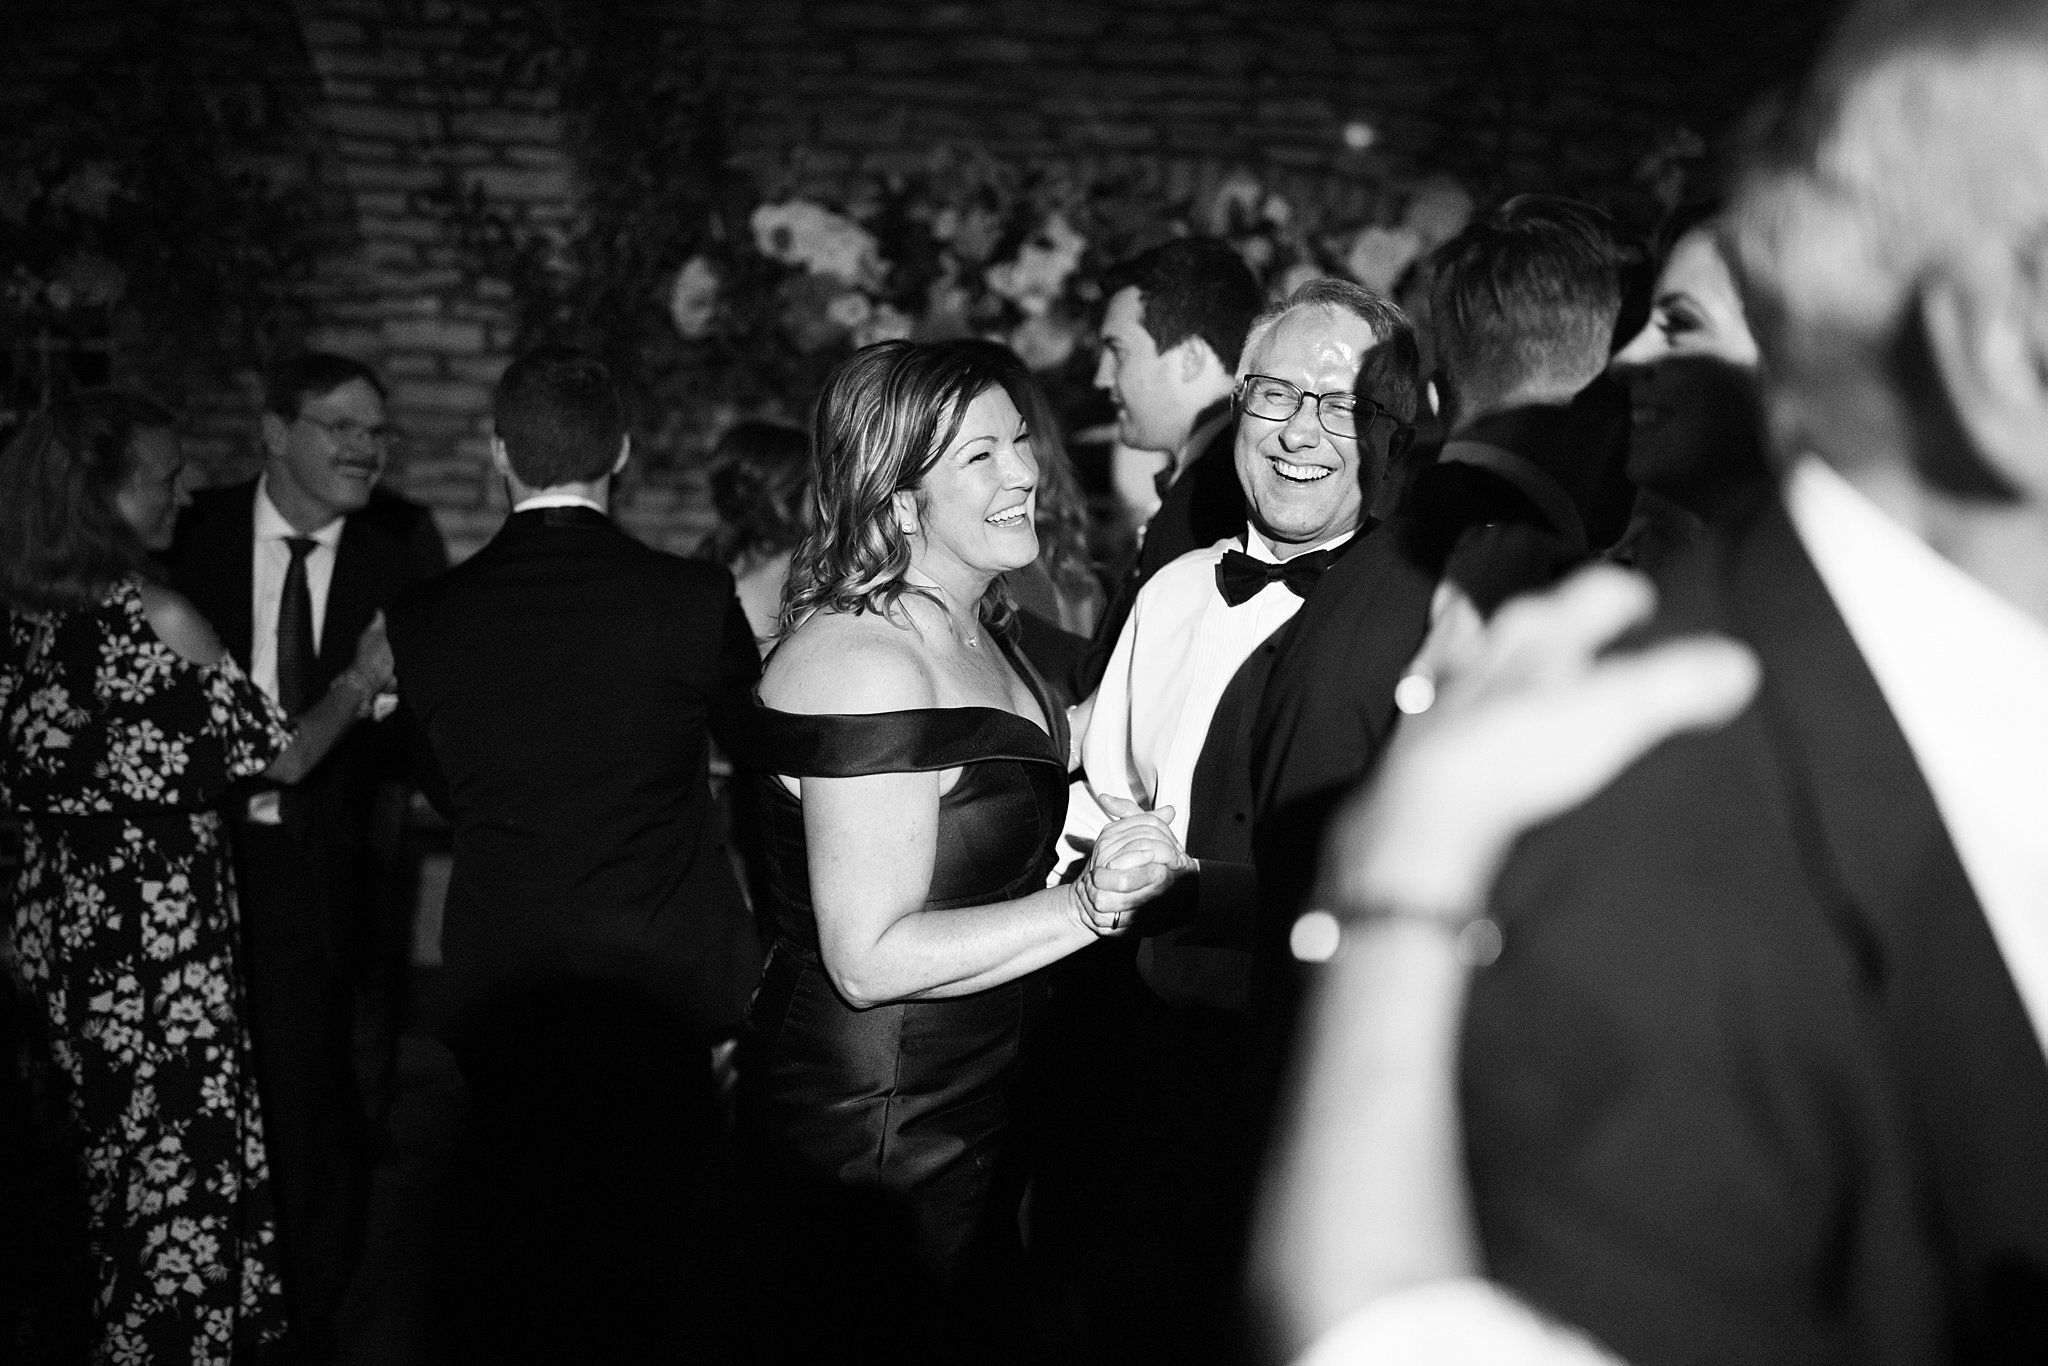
[899,522,916,535]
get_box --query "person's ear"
[260,411,291,461]
[1916,238,2048,502]
[891,489,919,536]
[1175,335,1224,388]
[612,433,631,477]
[489,435,513,478]
[1387,423,1417,465]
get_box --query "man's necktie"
[1213,546,1339,607]
[276,536,318,716]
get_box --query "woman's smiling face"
[908,384,1040,583]
[1612,229,1766,498]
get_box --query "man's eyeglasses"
[1236,374,1400,440]
[299,413,399,452]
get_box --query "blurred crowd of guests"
[4,0,2047,1362]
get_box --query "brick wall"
[14,0,1834,562]
[287,0,577,556]
[714,0,1829,203]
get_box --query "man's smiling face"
[1232,306,1383,555]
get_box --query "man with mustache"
[168,352,447,1362]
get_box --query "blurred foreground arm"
[1251,565,1759,1365]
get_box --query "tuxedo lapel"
[1728,501,2048,1322]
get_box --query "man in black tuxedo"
[166,351,446,1361]
[1246,200,1629,1033]
[1034,280,1422,1364]
[1448,3,2048,1359]
[1072,236,1263,697]
[388,345,760,1361]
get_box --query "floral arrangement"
[643,144,1476,456]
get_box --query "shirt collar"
[254,474,345,547]
[1782,455,2048,659]
[1241,523,1356,564]
[512,492,607,514]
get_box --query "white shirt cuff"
[1294,1279,1624,1366]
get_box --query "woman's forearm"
[261,671,373,785]
[822,881,1100,1007]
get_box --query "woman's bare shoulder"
[762,607,939,716]
[136,580,227,667]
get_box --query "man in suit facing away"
[389,346,761,1361]
[1430,2,2048,1360]
[166,351,447,1362]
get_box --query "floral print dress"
[1,577,292,1365]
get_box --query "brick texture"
[15,0,1831,562]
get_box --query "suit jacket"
[1071,412,1243,699]
[1247,458,1583,951]
[1465,498,2048,1364]
[387,506,763,1044]
[166,480,448,952]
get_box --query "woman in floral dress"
[0,393,395,1364]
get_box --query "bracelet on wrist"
[1289,899,1503,968]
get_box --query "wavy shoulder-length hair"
[0,391,176,613]
[779,340,1016,636]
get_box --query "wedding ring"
[1112,910,1122,930]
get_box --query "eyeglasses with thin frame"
[1236,374,1400,440]
[298,412,400,452]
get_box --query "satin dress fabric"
[731,637,1069,1357]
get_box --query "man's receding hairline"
[1239,300,1392,378]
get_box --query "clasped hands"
[1073,792,1195,936]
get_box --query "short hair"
[492,345,627,488]
[0,391,176,612]
[781,340,1015,635]
[264,351,386,420]
[1101,237,1265,373]
[1239,276,1424,424]
[705,421,812,566]
[1727,0,2048,356]
[1428,196,1625,420]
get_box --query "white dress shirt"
[247,476,345,824]
[1297,1280,1623,1366]
[512,491,606,514]
[1059,524,1351,1006]
[1786,455,2048,1059]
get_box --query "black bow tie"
[1214,546,1339,606]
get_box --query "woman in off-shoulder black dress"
[731,342,1189,1361]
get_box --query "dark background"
[1,0,1839,560]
